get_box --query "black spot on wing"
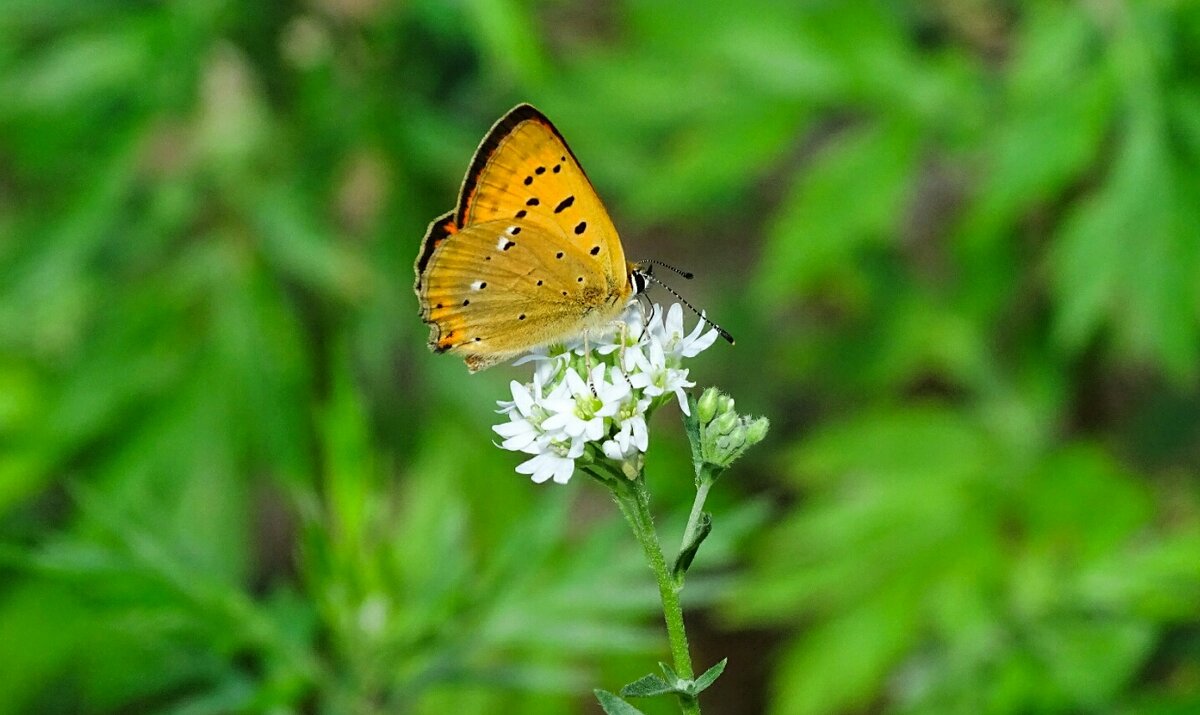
[574,221,587,235]
[554,196,575,213]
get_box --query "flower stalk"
[611,475,700,714]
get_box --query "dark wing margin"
[454,103,594,227]
[413,210,457,299]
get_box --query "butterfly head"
[630,264,650,296]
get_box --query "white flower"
[493,302,719,485]
[492,378,547,453]
[541,364,624,441]
[512,344,572,385]
[602,394,650,461]
[628,340,696,415]
[516,437,584,484]
[649,303,719,361]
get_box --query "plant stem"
[614,476,700,715]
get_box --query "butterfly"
[413,104,652,372]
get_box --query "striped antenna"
[640,270,734,345]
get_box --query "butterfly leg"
[616,320,630,376]
[583,332,598,396]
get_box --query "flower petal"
[552,456,575,484]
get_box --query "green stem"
[613,476,700,715]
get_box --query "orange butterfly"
[414,104,649,372]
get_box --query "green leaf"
[684,393,704,478]
[594,689,647,715]
[1029,617,1153,707]
[755,119,918,305]
[770,594,921,715]
[672,511,712,579]
[619,673,675,697]
[692,658,728,694]
[1049,7,1200,381]
[658,661,681,684]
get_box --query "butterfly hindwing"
[418,219,628,369]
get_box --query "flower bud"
[713,411,738,436]
[697,387,720,425]
[725,425,747,452]
[694,389,770,473]
[745,417,769,447]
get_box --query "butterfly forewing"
[456,106,628,285]
[415,104,635,371]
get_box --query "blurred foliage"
[2,1,1200,714]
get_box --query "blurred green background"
[3,1,1200,713]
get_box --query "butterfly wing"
[415,105,635,371]
[417,218,631,371]
[456,104,629,287]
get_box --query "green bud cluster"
[695,387,769,470]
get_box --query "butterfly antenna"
[641,272,735,344]
[641,259,694,280]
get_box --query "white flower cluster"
[493,303,720,485]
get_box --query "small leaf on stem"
[659,661,682,685]
[673,511,713,578]
[620,673,675,697]
[595,689,648,714]
[692,658,728,694]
